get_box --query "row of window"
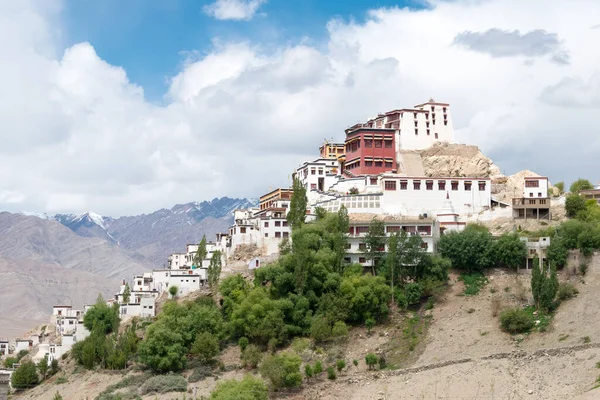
[528,192,544,198]
[525,180,540,188]
[265,232,289,238]
[348,225,432,235]
[347,160,393,170]
[384,180,487,191]
[346,139,393,152]
[264,220,288,228]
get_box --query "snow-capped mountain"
[39,197,258,266]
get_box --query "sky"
[0,0,599,217]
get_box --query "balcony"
[512,198,549,209]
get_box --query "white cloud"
[1,0,600,216]
[203,0,266,21]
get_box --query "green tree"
[365,318,375,334]
[340,272,391,323]
[4,357,17,368]
[11,361,39,389]
[365,353,378,370]
[362,218,386,274]
[287,178,308,230]
[50,359,59,376]
[37,354,49,380]
[554,181,564,194]
[310,315,332,343]
[192,332,220,364]
[137,322,187,373]
[193,235,208,268]
[569,179,594,193]
[304,364,313,379]
[547,235,569,268]
[168,285,179,298]
[210,375,268,400]
[438,225,494,272]
[327,366,336,380]
[493,233,527,270]
[336,359,346,372]
[208,250,222,290]
[531,258,558,311]
[259,352,302,389]
[313,361,323,375]
[565,193,586,218]
[83,294,120,334]
[122,282,131,304]
[241,344,263,369]
[577,226,600,257]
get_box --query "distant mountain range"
[0,197,256,338]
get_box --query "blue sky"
[62,0,423,101]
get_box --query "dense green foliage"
[210,375,268,400]
[72,325,138,370]
[362,218,386,274]
[547,235,569,268]
[4,356,17,368]
[192,332,220,364]
[287,178,308,230]
[493,233,527,270]
[569,179,594,193]
[365,353,378,370]
[193,235,208,267]
[83,295,120,334]
[531,259,559,311]
[37,354,49,380]
[565,193,587,218]
[499,308,535,334]
[139,374,187,395]
[438,225,493,272]
[208,250,223,289]
[557,282,579,300]
[259,352,302,389]
[554,182,564,194]
[11,361,39,389]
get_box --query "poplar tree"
[193,236,207,268]
[208,250,223,290]
[287,178,307,230]
[122,283,131,304]
[363,218,386,275]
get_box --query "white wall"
[524,177,549,198]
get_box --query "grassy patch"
[460,273,488,296]
[96,372,151,400]
[583,336,591,344]
[500,308,534,334]
[523,307,552,333]
[559,334,569,342]
[54,376,68,385]
[140,374,187,395]
[384,313,432,369]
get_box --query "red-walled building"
[343,128,397,176]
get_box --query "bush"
[54,376,68,385]
[331,321,349,339]
[557,282,579,300]
[191,331,220,364]
[313,361,323,375]
[188,366,212,383]
[395,290,408,309]
[52,392,63,400]
[11,361,39,390]
[304,364,313,379]
[241,344,263,369]
[365,353,378,370]
[83,295,120,334]
[137,322,186,373]
[499,308,534,334]
[238,337,249,352]
[327,366,337,380]
[378,354,386,369]
[210,375,268,400]
[336,359,346,372]
[310,316,332,342]
[139,374,187,395]
[460,273,488,296]
[579,262,589,276]
[259,352,302,389]
[365,318,375,335]
[4,357,17,368]
[404,282,424,305]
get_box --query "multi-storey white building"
[513,176,551,220]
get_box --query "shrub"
[11,361,39,390]
[310,316,332,342]
[326,366,337,380]
[191,331,220,364]
[331,321,349,339]
[365,318,375,335]
[460,273,488,296]
[557,282,579,300]
[188,366,212,383]
[353,359,359,368]
[579,262,589,276]
[378,354,386,369]
[238,337,249,352]
[139,374,187,395]
[3,357,17,368]
[304,364,313,379]
[404,282,424,305]
[241,344,263,369]
[499,308,534,334]
[54,375,67,385]
[168,285,179,297]
[83,295,120,334]
[210,375,268,400]
[335,359,346,372]
[491,296,502,317]
[137,322,186,373]
[259,352,302,389]
[365,353,378,370]
[52,392,63,400]
[395,290,408,309]
[313,361,323,375]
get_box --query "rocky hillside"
[418,142,502,178]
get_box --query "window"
[427,129,430,136]
[345,243,352,250]
[311,168,316,175]
[385,140,393,148]
[311,183,317,190]
[444,121,448,126]
[240,227,246,234]
[275,232,281,238]
[349,226,355,235]
[358,243,367,251]
[528,199,536,205]
[413,112,417,118]
[275,221,281,227]
[538,192,542,197]
[375,140,382,148]
[418,226,432,235]
[370,177,378,185]
[344,257,352,264]
[264,233,268,238]
[283,232,289,238]
[435,132,438,139]
[421,242,429,250]
[439,180,446,190]
[464,181,472,191]
[413,180,421,190]
[282,221,288,227]
[385,161,393,168]
[478,181,486,191]
[415,129,418,135]
[365,139,372,148]
[400,180,408,190]
[539,199,547,205]
[359,257,367,264]
[386,226,400,233]
[375,161,383,167]
[525,180,540,188]
[356,226,369,234]
[365,161,373,167]
[318,169,323,175]
[426,180,433,190]
[264,222,269,228]
[384,180,397,191]
[529,193,533,197]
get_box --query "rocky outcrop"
[418,142,502,178]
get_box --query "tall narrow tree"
[208,250,223,290]
[387,232,398,303]
[122,283,131,304]
[362,218,386,275]
[193,236,207,268]
[287,178,307,230]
